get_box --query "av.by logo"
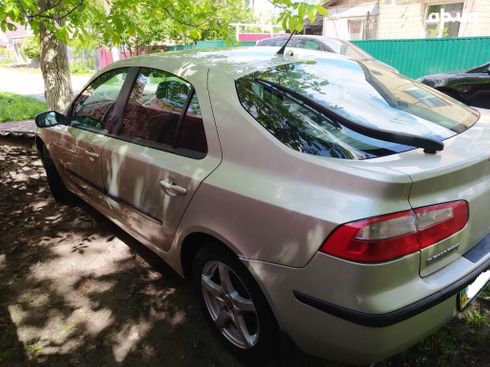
[426,9,479,24]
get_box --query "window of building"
[348,20,363,40]
[425,3,464,38]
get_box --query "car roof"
[257,35,347,44]
[104,46,356,80]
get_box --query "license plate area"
[457,270,490,311]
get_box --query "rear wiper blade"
[254,78,444,154]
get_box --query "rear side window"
[71,68,128,132]
[259,38,287,47]
[236,61,478,160]
[175,93,207,154]
[121,67,207,157]
[296,39,322,50]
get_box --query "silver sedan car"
[35,47,490,364]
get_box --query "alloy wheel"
[200,260,259,349]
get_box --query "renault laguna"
[35,47,490,364]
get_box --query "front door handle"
[160,179,187,196]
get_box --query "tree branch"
[24,0,63,19]
[25,0,84,21]
[161,6,207,28]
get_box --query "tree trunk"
[39,23,74,111]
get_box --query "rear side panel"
[185,70,415,267]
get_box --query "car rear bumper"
[242,234,490,364]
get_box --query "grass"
[0,350,13,362]
[0,92,47,123]
[24,343,43,356]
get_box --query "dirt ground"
[0,144,488,367]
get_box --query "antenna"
[276,31,296,55]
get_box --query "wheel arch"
[179,231,240,279]
[35,135,46,157]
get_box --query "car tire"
[40,145,75,204]
[192,244,278,365]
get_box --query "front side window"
[71,68,128,132]
[121,68,207,156]
[236,60,478,160]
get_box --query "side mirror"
[35,111,67,128]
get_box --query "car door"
[53,68,134,199]
[100,67,220,251]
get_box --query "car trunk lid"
[380,109,490,276]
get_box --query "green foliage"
[0,0,327,49]
[21,36,40,60]
[69,61,91,74]
[273,1,328,33]
[464,308,488,328]
[0,93,47,123]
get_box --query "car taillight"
[320,201,468,263]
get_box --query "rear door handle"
[85,150,99,159]
[160,179,187,196]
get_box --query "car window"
[323,38,372,59]
[71,68,129,132]
[236,61,478,160]
[121,67,191,147]
[121,67,207,156]
[261,38,287,47]
[296,39,322,50]
[175,93,207,155]
[467,63,490,73]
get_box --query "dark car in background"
[418,62,490,109]
[256,35,398,73]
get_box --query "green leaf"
[316,5,328,16]
[307,5,316,23]
[6,22,17,31]
[190,28,201,40]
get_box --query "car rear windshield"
[235,59,479,159]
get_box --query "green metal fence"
[165,37,490,79]
[352,37,490,78]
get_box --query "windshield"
[236,59,479,159]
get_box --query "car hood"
[417,71,466,86]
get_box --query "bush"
[69,61,92,75]
[21,36,40,61]
[0,92,47,123]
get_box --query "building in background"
[304,0,490,40]
[0,24,32,64]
